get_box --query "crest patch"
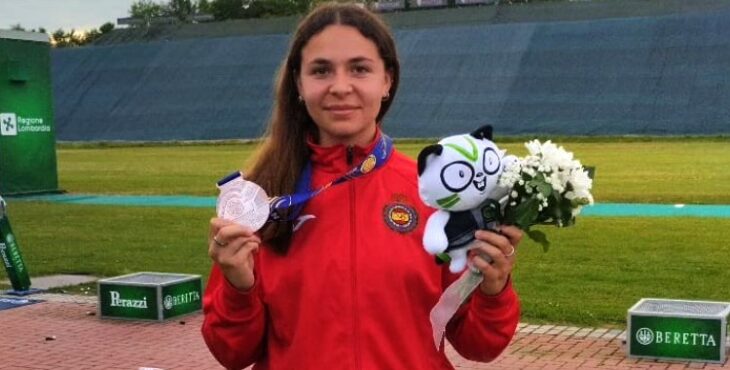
[383,203,418,233]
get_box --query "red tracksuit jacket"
[202,132,520,370]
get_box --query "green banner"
[630,315,723,362]
[161,279,202,319]
[0,197,31,291]
[99,284,160,320]
[0,30,59,195]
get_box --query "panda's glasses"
[439,148,501,193]
[440,161,475,192]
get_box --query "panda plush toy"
[417,125,517,273]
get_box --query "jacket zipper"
[347,145,361,370]
[346,145,354,165]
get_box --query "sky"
[1,0,139,33]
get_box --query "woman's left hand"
[469,225,522,296]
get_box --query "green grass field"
[3,139,730,327]
[57,140,730,203]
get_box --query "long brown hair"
[247,2,400,254]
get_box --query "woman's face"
[297,24,392,147]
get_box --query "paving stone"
[533,325,555,334]
[546,325,569,335]
[560,326,582,336]
[601,329,624,341]
[519,324,541,334]
[572,328,595,338]
[1,297,729,369]
[587,327,609,338]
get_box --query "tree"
[129,0,213,25]
[207,0,365,20]
[84,29,102,44]
[82,22,116,45]
[9,24,49,34]
[51,25,110,48]
[167,0,195,21]
[227,0,309,19]
[51,29,68,47]
[198,0,213,13]
[129,0,167,26]
[99,22,115,34]
[210,0,245,20]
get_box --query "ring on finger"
[504,245,515,257]
[213,235,227,247]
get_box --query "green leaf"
[436,253,451,264]
[527,229,550,252]
[537,182,553,197]
[571,197,591,207]
[504,197,541,229]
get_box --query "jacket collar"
[307,129,383,174]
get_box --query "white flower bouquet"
[499,140,594,250]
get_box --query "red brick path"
[0,296,728,370]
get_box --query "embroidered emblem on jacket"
[383,203,418,233]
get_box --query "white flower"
[503,139,593,227]
[498,161,523,188]
[525,140,542,156]
[569,168,593,193]
[548,173,564,193]
[499,139,593,249]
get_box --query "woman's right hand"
[208,217,262,291]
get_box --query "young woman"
[202,3,522,369]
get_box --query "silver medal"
[216,175,270,231]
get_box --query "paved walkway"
[1,293,728,370]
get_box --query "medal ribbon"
[269,134,393,222]
[218,134,394,224]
